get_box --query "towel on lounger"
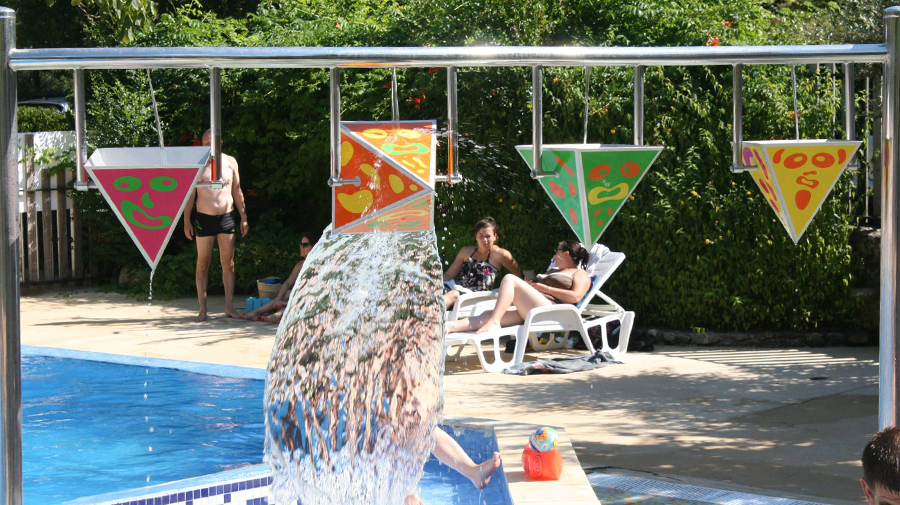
[501,349,621,375]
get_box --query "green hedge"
[74,0,875,332]
[18,106,72,132]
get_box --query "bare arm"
[229,155,249,237]
[275,260,305,302]
[183,189,196,240]
[443,247,474,282]
[496,248,521,278]
[529,269,591,304]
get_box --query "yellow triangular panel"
[744,140,861,243]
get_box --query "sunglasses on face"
[301,243,312,247]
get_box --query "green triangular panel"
[579,148,660,243]
[517,147,588,243]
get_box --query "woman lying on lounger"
[242,232,317,323]
[445,239,591,335]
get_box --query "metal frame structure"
[2,6,900,504]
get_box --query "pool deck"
[20,289,876,505]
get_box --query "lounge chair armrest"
[448,290,500,320]
[523,303,581,325]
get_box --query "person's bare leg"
[241,299,282,321]
[477,275,549,334]
[217,232,240,318]
[432,428,501,489]
[445,308,523,333]
[444,290,460,310]
[194,236,216,322]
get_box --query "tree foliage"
[63,0,881,332]
[45,0,157,43]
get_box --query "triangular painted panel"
[339,193,434,233]
[333,123,435,234]
[744,140,861,243]
[517,147,586,243]
[341,120,437,186]
[87,166,203,269]
[84,147,209,270]
[744,145,791,236]
[579,147,661,243]
[517,144,662,245]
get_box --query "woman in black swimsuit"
[442,217,521,309]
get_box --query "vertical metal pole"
[634,65,644,146]
[844,63,858,211]
[73,69,87,189]
[209,67,222,182]
[583,66,591,144]
[791,65,800,141]
[391,68,399,122]
[732,64,744,170]
[329,67,341,186]
[880,6,900,430]
[531,65,543,177]
[845,63,857,158]
[0,7,21,505]
[446,66,460,183]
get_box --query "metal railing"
[2,6,900,505]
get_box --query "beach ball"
[529,426,558,453]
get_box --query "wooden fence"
[17,131,85,285]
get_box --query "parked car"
[17,97,71,114]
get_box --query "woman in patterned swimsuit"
[442,217,521,309]
[446,239,591,335]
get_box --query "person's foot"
[195,311,208,322]
[467,452,501,489]
[476,320,501,334]
[405,494,426,505]
[225,309,241,319]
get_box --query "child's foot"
[468,452,501,489]
[405,493,426,505]
[225,309,241,319]
[195,311,208,322]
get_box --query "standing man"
[184,130,249,321]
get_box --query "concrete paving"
[19,289,877,504]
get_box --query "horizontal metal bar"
[729,164,757,174]
[328,176,361,188]
[8,44,888,71]
[434,174,463,184]
[73,180,226,191]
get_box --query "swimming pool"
[21,347,512,505]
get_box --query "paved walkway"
[20,289,876,504]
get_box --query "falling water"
[264,228,445,505]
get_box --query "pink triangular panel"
[88,167,202,268]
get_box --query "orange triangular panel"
[339,193,434,233]
[341,121,437,186]
[334,133,431,231]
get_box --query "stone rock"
[804,332,825,347]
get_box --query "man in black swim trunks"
[184,130,249,321]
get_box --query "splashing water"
[265,228,445,505]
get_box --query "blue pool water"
[23,354,265,505]
[22,351,510,505]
